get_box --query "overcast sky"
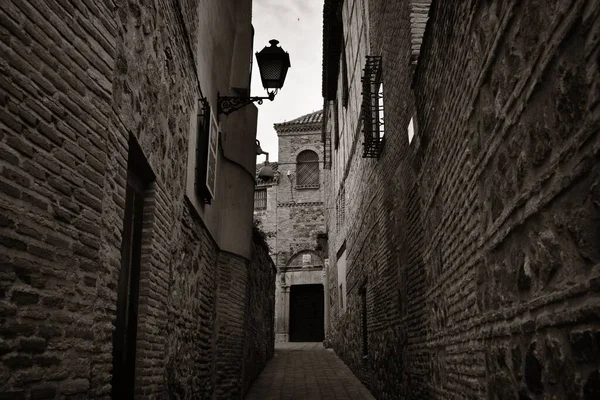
[251,0,323,162]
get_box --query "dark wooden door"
[111,137,155,400]
[289,284,324,342]
[112,173,145,399]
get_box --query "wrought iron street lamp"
[218,39,291,116]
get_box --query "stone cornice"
[278,201,324,208]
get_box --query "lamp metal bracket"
[217,92,275,116]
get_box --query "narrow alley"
[1,0,599,399]
[245,343,375,400]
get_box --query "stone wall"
[254,112,328,343]
[164,203,220,399]
[0,0,275,398]
[324,0,600,399]
[274,126,325,270]
[275,203,325,270]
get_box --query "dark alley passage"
[245,343,375,400]
[1,0,599,398]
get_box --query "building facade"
[323,0,600,399]
[254,110,329,343]
[0,1,275,398]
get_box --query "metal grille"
[324,133,332,170]
[334,100,340,150]
[324,106,332,170]
[261,60,283,81]
[254,189,267,210]
[336,186,345,229]
[361,56,384,158]
[296,150,319,188]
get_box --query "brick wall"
[214,252,248,398]
[0,0,275,398]
[243,234,276,394]
[213,231,276,399]
[324,0,600,399]
[1,0,120,397]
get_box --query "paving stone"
[245,343,375,400]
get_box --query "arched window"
[296,150,319,188]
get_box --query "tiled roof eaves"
[323,0,343,99]
[274,110,323,128]
[275,123,322,134]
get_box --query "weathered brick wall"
[410,0,600,398]
[214,231,276,399]
[0,0,119,397]
[214,252,248,399]
[325,0,600,399]
[325,0,416,396]
[0,0,275,398]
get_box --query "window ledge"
[296,184,320,190]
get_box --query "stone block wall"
[325,0,600,399]
[274,126,325,271]
[276,131,324,205]
[275,203,325,270]
[0,0,275,398]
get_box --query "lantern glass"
[256,40,291,91]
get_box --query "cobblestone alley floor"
[244,342,376,400]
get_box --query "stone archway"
[275,252,326,343]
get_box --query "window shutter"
[206,112,219,199]
[195,98,219,204]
